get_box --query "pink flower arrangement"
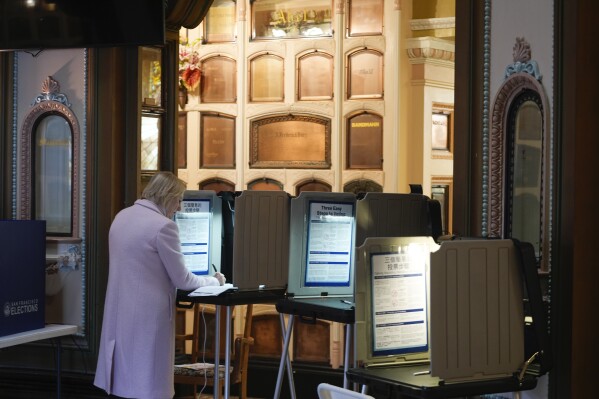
[179,36,202,91]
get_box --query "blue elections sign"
[0,220,46,337]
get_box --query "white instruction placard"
[305,201,354,286]
[371,244,428,355]
[176,200,211,274]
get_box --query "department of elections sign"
[0,220,45,337]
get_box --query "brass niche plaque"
[250,114,331,169]
[201,113,235,168]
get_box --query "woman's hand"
[214,272,226,286]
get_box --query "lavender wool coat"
[94,199,219,399]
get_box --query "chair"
[317,383,375,399]
[174,304,254,399]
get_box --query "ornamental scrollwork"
[31,76,72,107]
[504,37,542,81]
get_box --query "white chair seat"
[317,383,375,399]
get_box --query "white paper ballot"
[188,283,237,296]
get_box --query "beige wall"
[180,0,454,201]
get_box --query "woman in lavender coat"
[94,172,226,399]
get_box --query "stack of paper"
[189,283,237,296]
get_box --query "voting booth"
[354,238,524,375]
[274,192,438,398]
[0,220,46,337]
[274,192,357,398]
[349,238,550,398]
[175,190,291,399]
[175,190,223,276]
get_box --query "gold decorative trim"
[406,37,455,64]
[410,17,456,31]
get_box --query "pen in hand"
[212,264,226,286]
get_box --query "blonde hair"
[141,172,187,210]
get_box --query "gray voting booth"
[275,192,435,399]
[175,190,291,399]
[350,237,549,398]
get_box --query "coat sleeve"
[156,221,220,290]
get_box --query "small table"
[274,297,356,399]
[345,365,539,399]
[177,289,284,399]
[0,324,78,399]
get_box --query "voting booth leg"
[214,306,220,399]
[213,305,233,399]
[225,306,232,399]
[343,324,352,389]
[274,314,296,399]
[283,319,295,399]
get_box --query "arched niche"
[297,50,333,101]
[489,38,551,272]
[347,48,384,100]
[19,76,81,239]
[200,55,237,103]
[295,179,332,195]
[198,178,235,193]
[247,178,284,191]
[249,52,284,102]
[346,111,383,169]
[343,179,382,194]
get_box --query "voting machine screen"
[287,192,357,298]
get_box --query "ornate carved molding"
[32,76,71,107]
[504,37,542,80]
[406,37,455,64]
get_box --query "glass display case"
[251,0,333,40]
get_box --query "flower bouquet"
[179,36,202,91]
